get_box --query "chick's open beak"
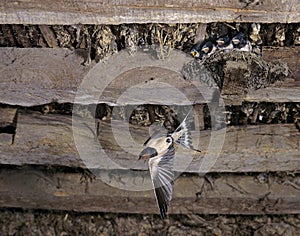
[139,147,158,160]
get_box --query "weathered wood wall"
[0,0,299,24]
[0,167,299,215]
[2,107,299,215]
[0,1,299,218]
[0,47,299,106]
[1,110,299,173]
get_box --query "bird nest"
[195,50,289,90]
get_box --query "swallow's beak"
[191,50,197,57]
[138,147,158,160]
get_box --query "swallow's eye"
[166,137,172,143]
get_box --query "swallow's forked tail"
[173,109,201,153]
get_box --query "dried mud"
[1,23,300,62]
[0,209,299,236]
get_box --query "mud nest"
[183,50,289,90]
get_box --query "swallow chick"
[216,35,233,53]
[191,39,217,60]
[232,33,252,52]
[139,110,200,219]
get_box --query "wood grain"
[0,48,91,106]
[0,0,299,24]
[0,167,299,214]
[0,47,299,106]
[0,111,299,173]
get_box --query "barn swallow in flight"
[191,39,217,60]
[138,110,200,219]
[216,35,233,53]
[232,33,253,52]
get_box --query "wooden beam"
[0,47,299,106]
[0,167,299,215]
[0,1,299,24]
[1,111,299,173]
[0,48,91,106]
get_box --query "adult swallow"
[216,35,233,53]
[232,33,252,52]
[191,39,217,60]
[139,110,200,219]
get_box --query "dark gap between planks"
[1,102,299,133]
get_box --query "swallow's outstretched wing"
[149,145,175,219]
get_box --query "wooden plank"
[0,47,299,106]
[0,48,91,106]
[0,47,214,106]
[0,0,299,24]
[0,111,299,173]
[0,167,299,215]
[246,87,300,103]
